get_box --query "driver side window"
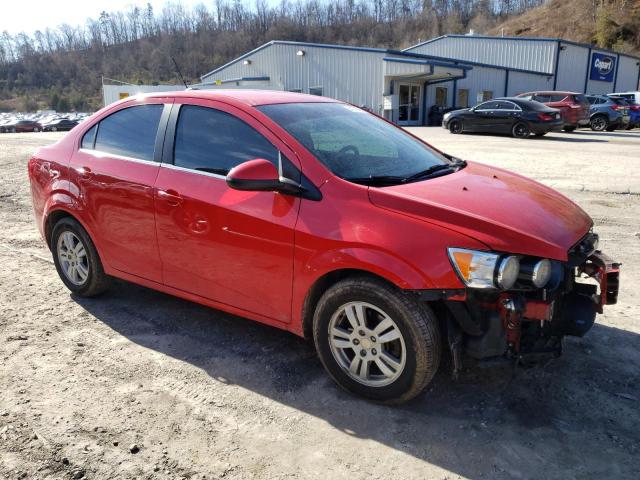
[174,105,279,175]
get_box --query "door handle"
[157,189,183,206]
[75,166,93,179]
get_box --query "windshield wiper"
[401,158,466,183]
[345,175,405,186]
[346,159,466,186]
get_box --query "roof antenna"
[171,56,189,89]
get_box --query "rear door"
[490,100,520,133]
[153,99,301,324]
[70,99,171,282]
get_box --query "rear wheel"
[33,127,40,132]
[51,217,111,297]
[313,277,441,404]
[563,126,576,132]
[448,119,463,134]
[51,126,57,132]
[512,122,530,138]
[590,115,608,131]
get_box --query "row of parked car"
[0,112,89,133]
[442,90,640,138]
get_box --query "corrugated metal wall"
[202,43,386,113]
[102,84,184,106]
[615,55,640,92]
[555,43,589,92]
[405,36,557,74]
[456,66,506,102]
[507,71,554,95]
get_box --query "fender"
[289,246,457,336]
[41,203,110,271]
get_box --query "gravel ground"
[1,128,639,480]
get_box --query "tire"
[313,276,441,404]
[563,126,576,132]
[512,122,530,138]
[590,115,608,131]
[51,126,57,132]
[448,119,462,134]
[33,127,39,132]
[51,217,111,297]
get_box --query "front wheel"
[590,115,608,131]
[51,217,111,296]
[51,126,57,132]
[448,119,463,134]
[313,277,441,404]
[512,122,530,138]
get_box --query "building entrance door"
[397,83,421,126]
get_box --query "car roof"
[144,89,339,107]
[519,91,581,95]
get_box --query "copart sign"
[589,52,616,82]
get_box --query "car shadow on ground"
[573,130,640,139]
[73,279,640,479]
[531,136,608,143]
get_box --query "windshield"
[258,102,451,182]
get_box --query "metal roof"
[404,34,640,61]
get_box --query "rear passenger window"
[173,105,278,175]
[93,105,163,162]
[81,124,97,149]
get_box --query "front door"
[397,83,421,126]
[153,100,300,324]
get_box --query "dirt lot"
[1,128,639,479]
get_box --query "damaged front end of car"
[435,232,620,374]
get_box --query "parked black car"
[42,118,79,132]
[442,98,563,138]
[585,95,630,131]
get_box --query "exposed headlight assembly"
[448,248,520,290]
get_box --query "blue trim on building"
[583,48,592,93]
[422,80,428,125]
[504,69,510,96]
[452,78,458,107]
[404,34,640,61]
[552,41,561,89]
[192,76,270,87]
[612,54,620,92]
[383,57,472,71]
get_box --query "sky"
[0,0,213,35]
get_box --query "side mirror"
[226,158,303,196]
[226,158,281,192]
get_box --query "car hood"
[368,161,592,260]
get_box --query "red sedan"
[28,90,619,403]
[516,91,590,132]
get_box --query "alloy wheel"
[328,301,406,387]
[591,116,607,131]
[449,120,462,134]
[56,231,90,286]
[513,123,529,138]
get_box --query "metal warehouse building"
[197,34,640,126]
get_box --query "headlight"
[448,248,520,290]
[496,256,520,289]
[519,258,552,288]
